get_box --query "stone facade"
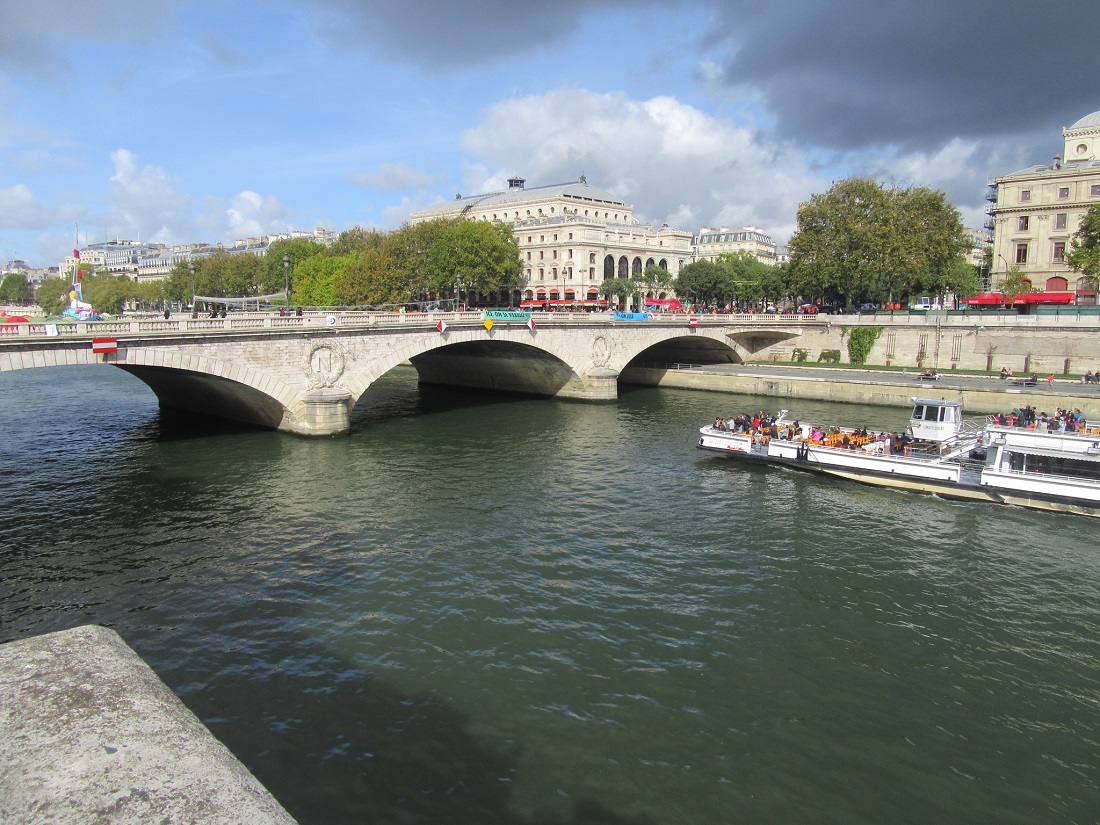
[410,177,694,306]
[989,111,1100,297]
[693,226,777,265]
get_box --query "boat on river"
[698,398,1100,518]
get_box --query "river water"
[2,365,1099,824]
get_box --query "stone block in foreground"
[0,625,297,824]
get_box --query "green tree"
[673,259,725,306]
[602,277,640,309]
[329,226,379,257]
[1067,202,1100,286]
[789,177,969,308]
[293,253,353,307]
[999,267,1032,302]
[424,220,522,304]
[34,277,73,316]
[636,263,674,302]
[0,272,32,304]
[264,238,327,298]
[82,273,136,314]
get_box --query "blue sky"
[2,0,1097,268]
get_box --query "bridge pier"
[572,367,619,401]
[288,388,352,437]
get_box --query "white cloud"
[459,88,827,242]
[349,164,440,192]
[0,183,83,233]
[225,190,292,238]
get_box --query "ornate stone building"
[693,226,777,265]
[410,177,693,307]
[988,110,1100,302]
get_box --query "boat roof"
[911,397,962,408]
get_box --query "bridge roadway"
[0,310,821,436]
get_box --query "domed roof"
[1069,111,1100,129]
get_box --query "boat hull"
[697,427,1100,518]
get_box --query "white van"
[911,297,939,311]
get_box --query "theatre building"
[410,177,693,308]
[988,110,1100,305]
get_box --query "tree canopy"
[0,272,32,304]
[788,177,970,307]
[1067,202,1100,285]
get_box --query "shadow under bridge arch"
[409,339,583,398]
[625,334,742,369]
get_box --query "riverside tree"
[788,177,970,308]
[1067,202,1100,287]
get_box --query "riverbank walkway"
[0,626,296,825]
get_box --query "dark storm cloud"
[311,0,674,68]
[313,0,1096,153]
[707,0,1098,151]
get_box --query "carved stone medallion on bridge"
[304,341,346,388]
[591,335,611,368]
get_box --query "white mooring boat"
[697,398,1100,518]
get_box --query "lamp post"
[455,275,462,312]
[282,254,290,307]
[188,261,196,318]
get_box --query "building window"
[1015,243,1028,264]
[526,251,531,261]
[590,253,596,264]
[1020,190,1031,202]
[1092,185,1100,197]
[539,251,544,260]
[1055,213,1068,230]
[1018,216,1029,231]
[1053,242,1066,263]
[1059,187,1070,199]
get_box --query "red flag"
[77,271,83,279]
[73,249,80,258]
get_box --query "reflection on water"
[1,365,1099,824]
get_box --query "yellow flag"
[483,318,494,331]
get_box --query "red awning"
[1024,291,1075,305]
[963,293,1005,306]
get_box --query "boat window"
[912,405,925,420]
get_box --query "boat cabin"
[909,398,963,442]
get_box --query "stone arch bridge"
[0,312,819,436]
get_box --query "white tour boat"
[697,398,1100,518]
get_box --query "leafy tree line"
[672,251,787,309]
[787,178,978,308]
[1068,202,1100,287]
[159,219,523,308]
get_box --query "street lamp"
[188,261,196,317]
[455,275,462,312]
[282,254,290,306]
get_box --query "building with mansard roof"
[411,176,693,307]
[693,226,777,265]
[987,110,1100,303]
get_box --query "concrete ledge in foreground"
[0,625,297,825]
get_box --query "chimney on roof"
[507,176,525,190]
[1054,154,1062,170]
